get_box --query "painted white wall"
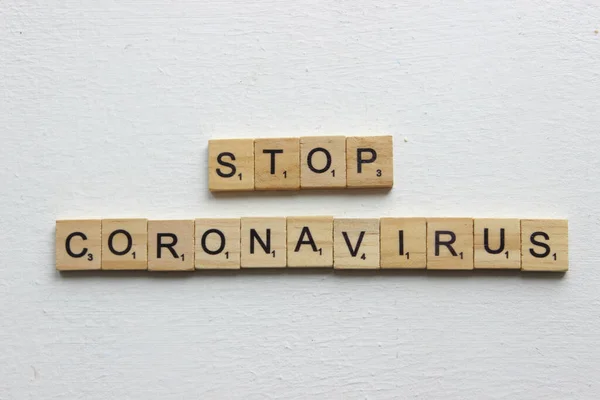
[1,1,599,398]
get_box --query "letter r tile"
[426,218,473,270]
[148,220,195,272]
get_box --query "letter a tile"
[287,216,333,267]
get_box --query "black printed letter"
[307,147,332,174]
[250,229,271,254]
[216,152,236,178]
[342,231,365,257]
[201,229,226,255]
[263,149,283,174]
[357,148,377,173]
[295,227,318,252]
[65,232,88,258]
[398,230,405,255]
[483,228,505,254]
[529,232,551,258]
[108,229,133,256]
[435,231,457,256]
[157,233,179,259]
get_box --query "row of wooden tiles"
[56,218,568,272]
[208,136,393,191]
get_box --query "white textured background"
[1,1,599,399]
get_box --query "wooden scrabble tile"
[380,217,427,269]
[101,219,148,270]
[346,136,393,188]
[208,139,254,192]
[426,218,473,270]
[241,217,287,267]
[334,218,380,269]
[300,136,346,189]
[147,220,195,271]
[195,218,241,269]
[254,138,300,191]
[287,216,333,267]
[474,218,521,269]
[55,219,102,271]
[521,219,568,272]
